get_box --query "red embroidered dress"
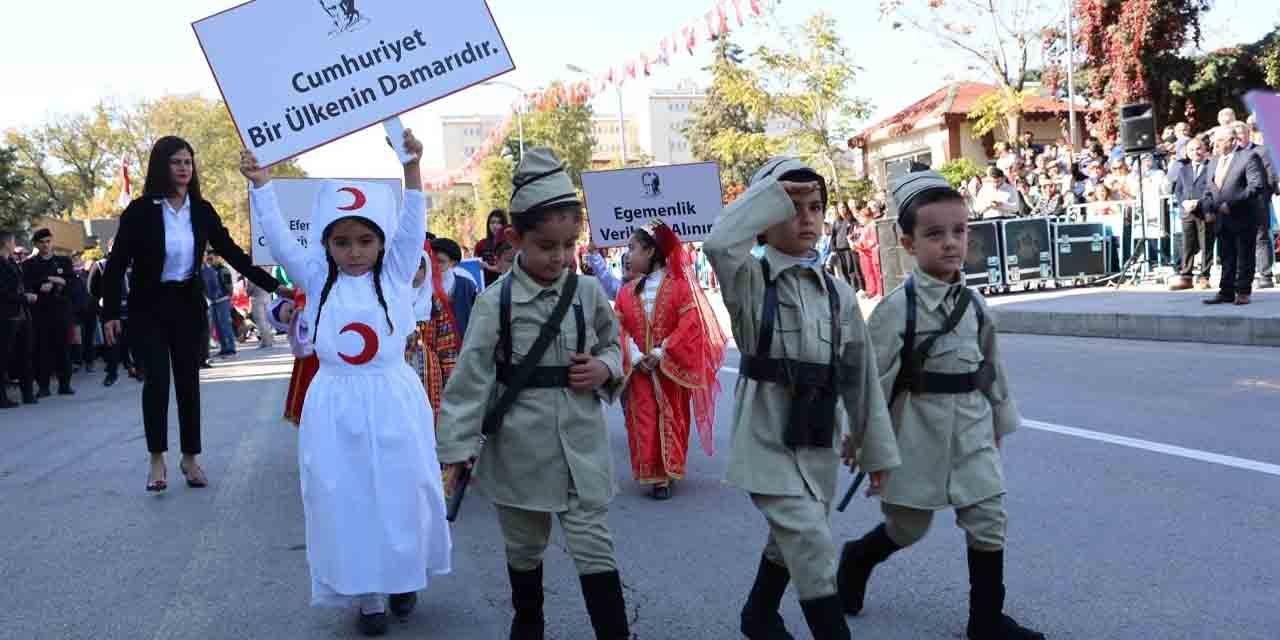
[615,223,726,484]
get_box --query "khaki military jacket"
[704,178,900,501]
[867,267,1021,510]
[436,259,624,513]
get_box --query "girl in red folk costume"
[616,220,727,500]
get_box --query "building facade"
[440,114,507,173]
[648,83,706,165]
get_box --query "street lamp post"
[481,80,526,157]
[567,63,627,166]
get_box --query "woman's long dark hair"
[142,136,202,201]
[631,228,668,297]
[312,217,394,344]
[485,209,509,243]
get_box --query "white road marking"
[1021,419,1280,477]
[717,366,1280,477]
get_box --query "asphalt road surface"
[1,334,1276,639]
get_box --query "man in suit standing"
[1170,137,1214,290]
[1238,118,1279,289]
[1202,127,1267,306]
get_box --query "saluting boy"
[838,169,1045,640]
[704,157,900,640]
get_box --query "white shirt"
[627,268,668,364]
[159,195,196,282]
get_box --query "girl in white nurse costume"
[240,132,450,637]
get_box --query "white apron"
[300,270,452,607]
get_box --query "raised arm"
[241,150,319,293]
[386,129,427,284]
[703,176,798,320]
[584,250,621,301]
[206,203,280,293]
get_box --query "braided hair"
[631,227,668,297]
[312,217,394,343]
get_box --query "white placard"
[249,177,404,266]
[581,162,723,248]
[193,0,516,166]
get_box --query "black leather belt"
[159,278,196,289]
[740,354,853,388]
[497,363,571,389]
[905,370,981,394]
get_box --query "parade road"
[1,334,1276,639]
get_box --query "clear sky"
[2,0,1275,180]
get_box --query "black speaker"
[1119,103,1156,153]
[876,218,915,294]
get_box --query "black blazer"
[101,196,279,321]
[1202,151,1266,231]
[1172,158,1211,221]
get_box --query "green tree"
[503,83,597,187]
[476,154,514,214]
[684,36,778,188]
[430,193,479,244]
[0,145,49,230]
[752,13,870,200]
[113,94,307,245]
[938,158,986,188]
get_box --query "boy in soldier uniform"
[838,169,1045,640]
[704,157,900,640]
[436,147,630,640]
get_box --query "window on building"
[883,150,933,183]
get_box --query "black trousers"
[75,312,99,366]
[32,308,72,390]
[134,286,207,454]
[104,318,137,375]
[1,315,34,398]
[1179,218,1216,279]
[1218,221,1259,298]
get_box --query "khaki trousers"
[752,493,838,600]
[882,494,1007,552]
[496,491,617,575]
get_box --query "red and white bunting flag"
[705,10,718,39]
[749,0,764,16]
[641,53,652,76]
[731,0,745,26]
[116,160,132,208]
[717,3,730,34]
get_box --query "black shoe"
[200,361,213,369]
[509,565,545,640]
[104,373,118,387]
[966,548,1045,640]
[36,388,51,398]
[650,483,672,500]
[0,396,16,409]
[357,611,389,637]
[740,556,795,639]
[580,570,630,639]
[389,592,417,617]
[58,386,75,396]
[837,523,900,616]
[799,595,851,640]
[22,393,38,405]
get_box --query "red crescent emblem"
[337,187,367,211]
[337,322,379,365]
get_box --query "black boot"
[0,393,15,409]
[799,595,851,640]
[389,591,418,617]
[579,570,630,639]
[837,523,900,615]
[508,565,545,640]
[740,555,795,639]
[966,548,1045,640]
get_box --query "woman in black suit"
[102,136,292,492]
